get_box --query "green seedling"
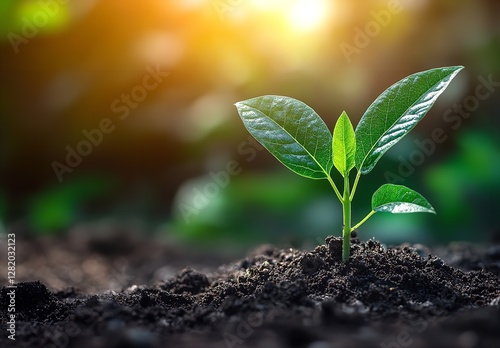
[235,66,464,261]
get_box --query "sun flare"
[287,0,330,32]
[246,0,332,33]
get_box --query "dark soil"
[1,232,500,348]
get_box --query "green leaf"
[372,184,436,214]
[235,96,333,179]
[355,66,464,174]
[333,111,356,176]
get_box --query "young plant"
[235,66,464,262]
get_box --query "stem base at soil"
[342,175,351,262]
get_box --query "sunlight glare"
[247,0,332,33]
[287,0,330,32]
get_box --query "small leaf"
[355,66,464,174]
[333,111,356,176]
[372,184,436,214]
[235,96,332,179]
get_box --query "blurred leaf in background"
[27,174,115,233]
[171,171,341,249]
[0,0,72,38]
[426,130,500,242]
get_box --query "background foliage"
[1,0,499,249]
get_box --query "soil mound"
[1,237,499,347]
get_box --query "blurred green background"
[1,0,499,250]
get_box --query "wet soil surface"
[1,232,500,348]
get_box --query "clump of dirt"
[1,236,499,348]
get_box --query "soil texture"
[1,233,500,348]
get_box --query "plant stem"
[342,174,351,262]
[349,170,362,201]
[327,176,343,202]
[352,210,376,231]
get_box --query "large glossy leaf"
[333,111,356,176]
[372,184,436,214]
[235,96,333,179]
[355,66,463,174]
